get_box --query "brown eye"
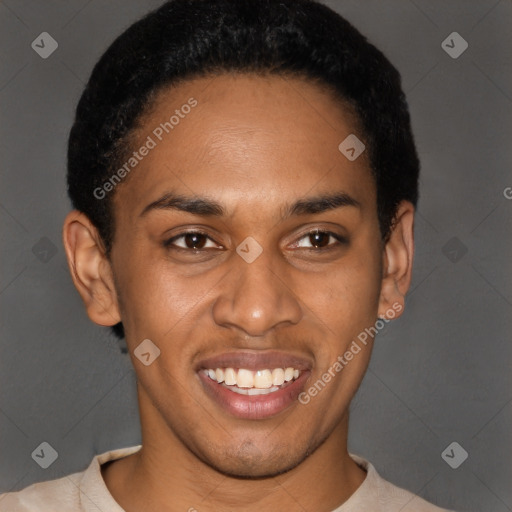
[183,233,207,249]
[309,231,331,248]
[163,231,221,251]
[292,230,347,250]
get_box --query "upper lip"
[195,350,313,372]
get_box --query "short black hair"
[67,0,420,342]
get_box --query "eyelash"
[163,229,347,252]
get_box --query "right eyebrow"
[139,192,225,218]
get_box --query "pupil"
[310,232,329,248]
[185,233,206,249]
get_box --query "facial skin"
[62,73,414,512]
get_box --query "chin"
[198,439,309,479]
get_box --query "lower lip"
[198,371,311,420]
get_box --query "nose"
[212,250,303,337]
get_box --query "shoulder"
[375,475,451,511]
[0,445,142,512]
[347,454,454,512]
[0,470,84,512]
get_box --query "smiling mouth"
[201,367,302,395]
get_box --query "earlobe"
[62,210,121,327]
[377,201,415,319]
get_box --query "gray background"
[0,1,510,511]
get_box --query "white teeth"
[254,369,273,388]
[215,368,224,383]
[272,368,285,386]
[202,366,302,390]
[224,367,237,386]
[237,368,254,388]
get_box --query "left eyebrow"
[281,192,361,219]
[139,191,360,219]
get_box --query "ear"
[377,200,415,320]
[62,210,121,327]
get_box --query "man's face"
[105,73,385,477]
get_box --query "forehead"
[113,72,375,218]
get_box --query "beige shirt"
[0,445,452,511]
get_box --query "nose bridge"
[212,245,302,336]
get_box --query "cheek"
[112,250,220,341]
[303,251,381,330]
[296,256,381,418]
